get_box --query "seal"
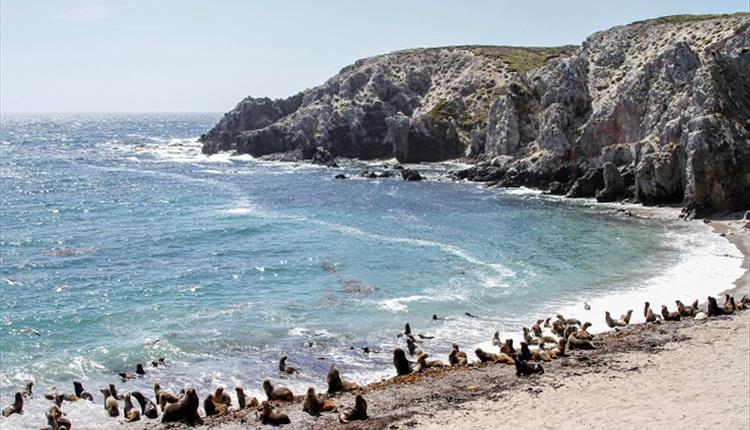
[393,348,413,375]
[576,322,593,340]
[21,382,33,399]
[338,395,367,423]
[551,320,565,337]
[707,296,726,317]
[661,305,682,321]
[492,331,503,346]
[522,327,541,346]
[513,356,544,376]
[236,387,259,410]
[566,332,595,350]
[620,310,633,325]
[643,301,651,318]
[108,383,124,400]
[213,387,231,406]
[547,338,566,359]
[327,364,359,394]
[279,356,298,375]
[260,400,290,425]
[475,348,500,363]
[136,363,146,376]
[448,344,468,366]
[500,338,517,356]
[162,387,202,425]
[725,294,737,313]
[557,314,581,326]
[302,387,336,416]
[204,394,228,416]
[645,304,658,323]
[73,381,93,401]
[100,388,120,417]
[406,337,422,356]
[416,353,445,371]
[676,300,696,317]
[2,392,23,417]
[262,380,294,402]
[605,311,627,328]
[131,391,159,419]
[45,405,67,430]
[124,392,141,422]
[154,383,179,410]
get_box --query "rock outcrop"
[203,13,750,216]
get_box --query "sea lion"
[302,387,336,416]
[676,300,696,317]
[131,391,159,419]
[21,382,33,399]
[100,388,120,417]
[737,296,748,311]
[500,338,517,356]
[492,331,503,346]
[262,380,294,401]
[162,387,202,425]
[551,320,565,337]
[531,324,543,337]
[474,348,500,363]
[213,387,231,406]
[725,294,736,313]
[513,356,544,376]
[645,305,658,323]
[605,311,627,328]
[154,383,179,410]
[576,322,593,340]
[584,302,591,310]
[563,324,580,340]
[707,296,726,317]
[108,383,124,400]
[417,333,435,340]
[448,344,468,366]
[416,353,445,371]
[338,395,368,423]
[279,356,298,375]
[620,309,633,325]
[522,327,541,345]
[2,392,23,417]
[393,348,413,375]
[119,371,137,381]
[557,314,581,326]
[44,405,65,430]
[566,333,595,350]
[643,301,651,318]
[543,317,552,328]
[327,364,359,393]
[136,363,146,375]
[406,337,422,356]
[547,338,566,359]
[661,305,682,321]
[260,400,290,425]
[432,314,443,321]
[204,394,228,416]
[235,387,258,410]
[124,392,141,422]
[73,381,93,401]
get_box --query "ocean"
[0,113,743,429]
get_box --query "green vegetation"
[458,45,578,73]
[427,99,490,132]
[630,12,749,26]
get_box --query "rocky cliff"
[202,13,750,216]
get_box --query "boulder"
[566,168,604,198]
[401,168,423,181]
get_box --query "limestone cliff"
[202,13,750,216]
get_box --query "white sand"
[413,312,750,430]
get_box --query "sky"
[1,0,748,113]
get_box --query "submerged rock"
[401,168,423,181]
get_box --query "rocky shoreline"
[201,13,750,217]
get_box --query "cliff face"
[202,14,750,216]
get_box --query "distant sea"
[0,113,743,429]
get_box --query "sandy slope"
[413,312,750,430]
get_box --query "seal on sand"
[131,391,159,419]
[2,392,23,417]
[327,364,359,393]
[393,348,413,375]
[260,401,290,425]
[339,395,367,423]
[262,380,294,402]
[162,388,202,425]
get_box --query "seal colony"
[2,294,748,428]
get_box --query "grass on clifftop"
[458,45,578,73]
[630,12,750,26]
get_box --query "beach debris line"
[2,294,749,427]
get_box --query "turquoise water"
[0,114,742,429]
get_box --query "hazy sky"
[1,0,747,113]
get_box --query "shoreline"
[152,209,750,429]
